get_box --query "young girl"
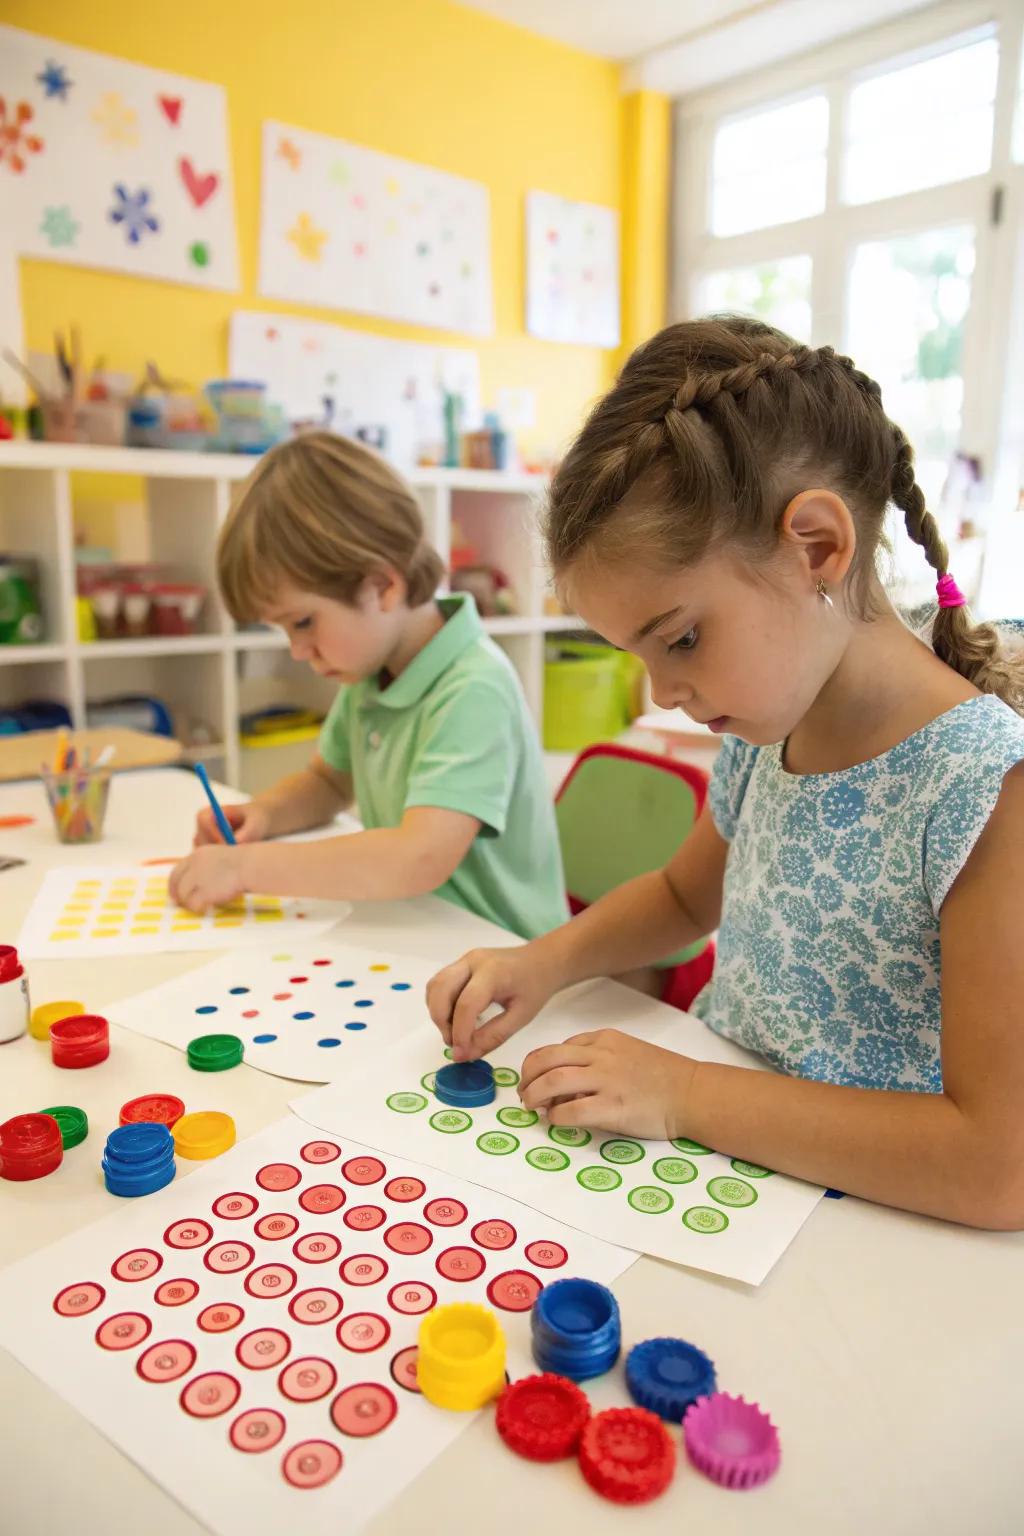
[170,431,567,940]
[427,317,1024,1228]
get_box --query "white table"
[1,769,1021,1536]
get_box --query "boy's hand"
[426,944,558,1061]
[519,1030,698,1142]
[170,845,251,913]
[193,802,271,847]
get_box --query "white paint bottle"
[0,945,29,1043]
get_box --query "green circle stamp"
[628,1186,674,1215]
[599,1139,644,1165]
[653,1156,697,1185]
[682,1205,729,1234]
[420,1070,437,1093]
[525,1147,570,1173]
[386,1091,427,1114]
[671,1137,712,1155]
[477,1131,519,1156]
[707,1176,757,1208]
[442,1047,454,1061]
[497,1106,538,1128]
[549,1126,591,1148]
[429,1109,471,1134]
[576,1165,622,1193]
[730,1159,774,1179]
[493,1066,520,1087]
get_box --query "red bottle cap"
[50,1014,110,1069]
[119,1093,185,1129]
[0,1113,63,1181]
[578,1407,676,1504]
[0,945,23,983]
[496,1374,591,1461]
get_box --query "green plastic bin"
[543,640,640,751]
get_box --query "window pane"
[844,33,997,203]
[711,96,828,237]
[695,256,813,342]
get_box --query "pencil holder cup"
[42,768,112,845]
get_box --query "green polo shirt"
[317,594,568,939]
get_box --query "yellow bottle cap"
[172,1110,236,1160]
[417,1303,506,1411]
[30,1000,85,1041]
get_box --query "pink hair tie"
[936,573,966,609]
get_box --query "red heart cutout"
[158,95,182,125]
[179,156,218,208]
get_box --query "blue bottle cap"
[434,1060,496,1108]
[102,1155,176,1198]
[625,1337,717,1421]
[104,1122,173,1164]
[531,1277,621,1381]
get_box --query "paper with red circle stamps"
[212,1191,258,1220]
[288,1287,342,1325]
[292,1231,341,1264]
[341,1156,386,1185]
[204,1241,255,1275]
[340,1254,388,1286]
[386,1280,436,1316]
[230,1407,285,1454]
[383,1175,425,1202]
[236,1327,292,1370]
[95,1312,151,1350]
[486,1270,543,1312]
[423,1197,467,1227]
[278,1356,336,1402]
[434,1246,485,1282]
[244,1263,297,1299]
[136,1338,196,1383]
[155,1278,199,1307]
[389,1346,421,1393]
[471,1219,517,1250]
[298,1183,345,1215]
[330,1382,397,1438]
[54,1281,105,1317]
[180,1371,241,1418]
[197,1301,244,1332]
[112,1249,162,1283]
[255,1212,300,1242]
[300,1140,341,1164]
[524,1240,568,1269]
[255,1163,301,1192]
[337,1312,390,1352]
[281,1439,342,1489]
[343,1204,386,1232]
[163,1219,213,1250]
[382,1222,432,1256]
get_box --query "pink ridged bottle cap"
[683,1391,780,1490]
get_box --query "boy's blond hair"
[218,430,444,623]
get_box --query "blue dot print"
[391,983,411,991]
[293,1011,314,1021]
[318,1037,342,1048]
[253,1033,277,1044]
[196,1005,217,1015]
[335,980,355,989]
[229,986,250,995]
[354,999,373,1008]
[345,1021,367,1031]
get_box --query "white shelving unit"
[0,443,580,789]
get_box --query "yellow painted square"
[369,964,390,972]
[91,927,120,938]
[254,910,284,922]
[50,930,78,941]
[213,917,244,928]
[130,925,160,935]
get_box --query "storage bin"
[543,641,641,751]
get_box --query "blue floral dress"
[691,695,1024,1091]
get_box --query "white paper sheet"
[0,1114,634,1536]
[0,23,238,290]
[17,865,345,960]
[296,988,824,1285]
[525,190,620,347]
[258,121,492,335]
[112,943,438,1084]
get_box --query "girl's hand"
[169,845,250,913]
[519,1030,698,1141]
[426,944,559,1061]
[193,802,271,847]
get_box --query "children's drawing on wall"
[525,190,619,348]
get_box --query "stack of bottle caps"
[102,1121,175,1197]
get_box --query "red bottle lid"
[496,1374,591,1461]
[578,1407,676,1504]
[0,1113,63,1181]
[0,945,23,983]
[119,1093,185,1129]
[50,1014,110,1069]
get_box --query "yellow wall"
[1,0,625,456]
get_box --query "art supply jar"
[0,944,29,1043]
[42,766,112,844]
[0,557,44,644]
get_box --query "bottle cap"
[187,1033,244,1072]
[30,1000,85,1041]
[0,1112,63,1181]
[417,1303,506,1411]
[683,1392,781,1489]
[101,1121,176,1197]
[38,1104,88,1150]
[50,1013,110,1069]
[172,1110,236,1160]
[578,1407,676,1504]
[531,1277,621,1381]
[119,1093,185,1129]
[625,1337,717,1421]
[0,945,23,983]
[434,1060,496,1107]
[495,1373,590,1461]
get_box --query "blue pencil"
[194,763,237,845]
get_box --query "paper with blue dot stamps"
[111,944,437,1083]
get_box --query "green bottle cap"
[38,1104,88,1149]
[187,1033,244,1072]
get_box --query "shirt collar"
[362,593,482,710]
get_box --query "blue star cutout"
[37,60,73,101]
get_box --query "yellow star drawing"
[287,211,328,262]
[91,91,139,148]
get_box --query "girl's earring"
[816,577,835,609]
